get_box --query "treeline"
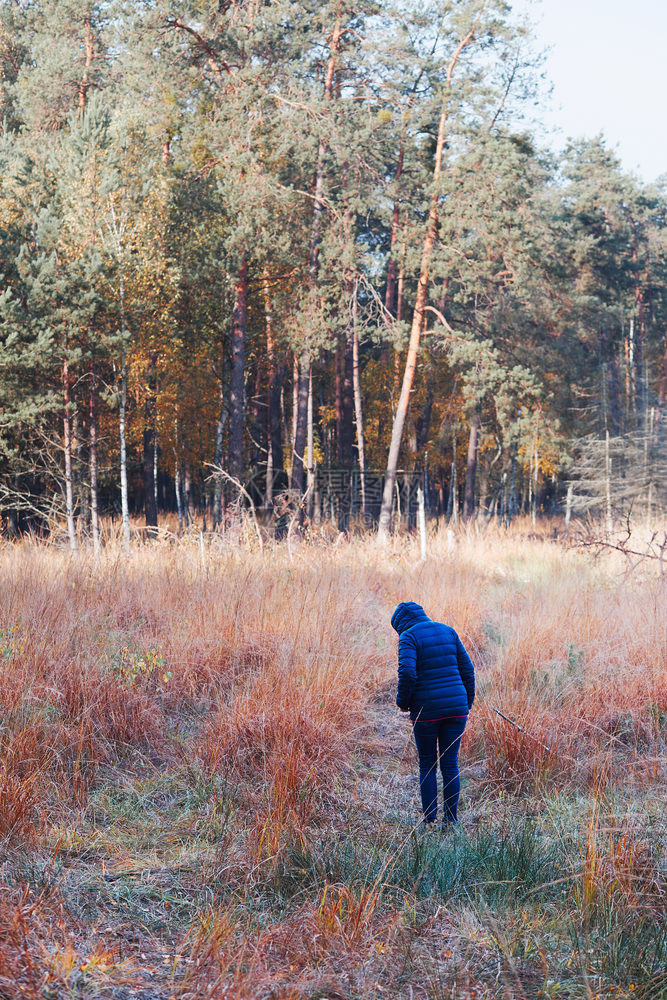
[0,0,665,546]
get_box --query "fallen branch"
[490,707,552,753]
[575,526,667,577]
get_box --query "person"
[391,601,475,828]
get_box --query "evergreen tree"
[1,1,665,540]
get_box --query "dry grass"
[0,521,664,998]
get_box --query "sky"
[511,0,667,183]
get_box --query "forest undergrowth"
[0,521,665,1000]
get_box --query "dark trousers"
[412,716,467,824]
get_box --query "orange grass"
[0,524,664,998]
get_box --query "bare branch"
[205,464,264,554]
[165,17,231,79]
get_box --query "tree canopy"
[1,0,665,541]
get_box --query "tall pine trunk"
[174,418,184,535]
[263,274,286,505]
[153,435,158,510]
[89,363,100,555]
[293,9,342,494]
[392,259,406,404]
[335,340,343,464]
[307,369,315,511]
[341,332,355,470]
[462,411,480,521]
[338,330,355,530]
[377,23,478,544]
[632,253,648,430]
[143,350,158,533]
[73,409,84,530]
[212,385,227,529]
[506,443,518,527]
[352,293,366,515]
[63,352,78,551]
[447,449,458,526]
[118,272,130,552]
[291,353,310,493]
[184,465,194,525]
[267,360,286,503]
[385,155,403,318]
[229,259,248,482]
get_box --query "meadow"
[0,522,665,1000]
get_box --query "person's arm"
[396,630,417,711]
[455,631,475,710]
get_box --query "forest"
[1,0,665,544]
[1,6,666,998]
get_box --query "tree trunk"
[293,9,342,495]
[212,385,227,529]
[391,260,406,405]
[624,328,631,420]
[118,272,130,551]
[7,500,19,540]
[417,485,426,560]
[263,274,286,506]
[352,294,366,515]
[229,259,248,482]
[153,433,158,509]
[407,414,418,468]
[280,382,289,471]
[174,418,184,535]
[377,22,478,544]
[604,428,612,537]
[499,471,507,526]
[291,354,310,493]
[506,442,518,528]
[609,356,621,435]
[89,364,100,556]
[335,339,343,465]
[634,266,647,430]
[416,378,434,453]
[447,459,458,526]
[247,365,261,490]
[265,405,273,505]
[478,462,489,514]
[109,200,131,549]
[658,335,667,406]
[336,331,355,531]
[184,465,194,526]
[601,326,621,435]
[531,442,538,527]
[341,332,355,471]
[384,145,404,320]
[268,361,286,504]
[291,353,298,458]
[143,350,158,533]
[77,15,94,114]
[463,411,480,521]
[63,353,78,551]
[73,408,84,530]
[307,368,315,513]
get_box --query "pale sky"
[512,0,667,183]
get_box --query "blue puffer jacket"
[391,601,475,721]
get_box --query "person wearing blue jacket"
[391,601,475,827]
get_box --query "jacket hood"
[391,601,430,634]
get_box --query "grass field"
[1,523,665,999]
